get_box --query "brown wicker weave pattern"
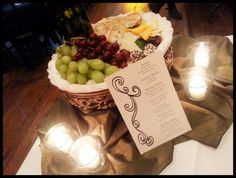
[62,89,115,114]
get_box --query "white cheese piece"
[117,32,142,51]
[142,12,162,37]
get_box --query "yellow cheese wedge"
[139,26,153,40]
[124,21,153,40]
[124,21,147,34]
[150,30,161,37]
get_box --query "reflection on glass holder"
[187,41,216,69]
[68,135,105,173]
[180,67,214,101]
[44,122,76,154]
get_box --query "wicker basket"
[61,47,173,114]
[48,12,174,114]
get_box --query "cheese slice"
[142,13,162,37]
[151,30,161,37]
[124,21,147,34]
[150,18,162,36]
[124,21,153,40]
[139,26,153,40]
[117,32,141,51]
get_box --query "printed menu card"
[105,51,191,154]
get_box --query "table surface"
[16,36,233,175]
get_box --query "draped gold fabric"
[37,35,233,175]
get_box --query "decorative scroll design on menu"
[112,76,154,146]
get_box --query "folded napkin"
[38,35,233,175]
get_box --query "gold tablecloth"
[37,35,233,175]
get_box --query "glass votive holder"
[68,135,105,173]
[180,67,214,101]
[186,41,216,69]
[44,122,76,154]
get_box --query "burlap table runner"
[37,35,233,175]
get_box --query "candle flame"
[69,136,101,169]
[189,75,207,88]
[194,43,209,68]
[78,143,99,166]
[188,75,207,100]
[46,124,73,153]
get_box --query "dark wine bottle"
[46,3,93,42]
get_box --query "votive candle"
[69,135,105,172]
[44,123,74,153]
[188,75,207,100]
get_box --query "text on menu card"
[105,51,191,154]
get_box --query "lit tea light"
[180,67,213,102]
[69,135,105,172]
[194,42,209,68]
[44,123,74,153]
[188,75,207,101]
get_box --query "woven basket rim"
[62,88,110,96]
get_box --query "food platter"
[47,12,174,113]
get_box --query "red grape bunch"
[71,32,131,69]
